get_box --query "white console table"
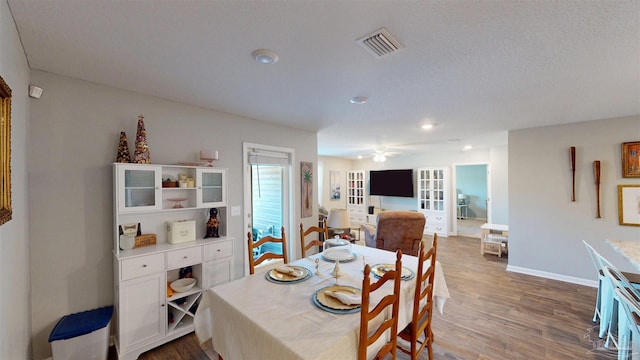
[480,223,508,257]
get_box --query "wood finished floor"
[111,236,618,360]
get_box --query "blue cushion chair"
[583,240,640,345]
[603,266,640,358]
[614,285,640,360]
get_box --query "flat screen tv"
[369,169,414,198]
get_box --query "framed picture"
[330,170,341,200]
[0,76,12,227]
[618,185,640,226]
[622,141,640,178]
[301,162,313,218]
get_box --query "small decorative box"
[167,220,196,244]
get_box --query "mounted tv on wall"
[369,169,414,198]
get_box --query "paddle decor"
[593,160,601,218]
[570,147,576,201]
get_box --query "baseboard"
[506,265,597,288]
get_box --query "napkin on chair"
[275,266,303,277]
[324,291,361,305]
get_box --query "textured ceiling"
[8,1,640,158]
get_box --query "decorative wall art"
[301,162,313,218]
[569,146,576,201]
[0,76,11,226]
[622,141,640,178]
[330,170,341,200]
[593,161,601,218]
[618,185,640,226]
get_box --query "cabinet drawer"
[121,253,164,281]
[425,222,447,235]
[166,246,202,270]
[203,241,232,261]
[349,215,365,224]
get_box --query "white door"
[243,143,294,276]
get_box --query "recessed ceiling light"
[357,155,363,159]
[251,49,279,64]
[421,124,433,130]
[463,145,473,151]
[350,96,368,104]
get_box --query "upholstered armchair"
[363,211,426,256]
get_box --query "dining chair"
[299,219,328,258]
[583,240,640,341]
[398,234,438,360]
[614,286,640,360]
[247,226,288,275]
[583,240,609,325]
[602,265,640,357]
[359,250,403,360]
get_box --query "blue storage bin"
[49,306,113,360]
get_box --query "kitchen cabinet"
[346,170,367,225]
[112,163,234,360]
[417,167,450,237]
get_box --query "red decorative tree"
[116,131,131,163]
[133,115,151,164]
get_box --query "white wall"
[28,70,318,359]
[508,115,640,283]
[490,145,509,224]
[318,156,353,211]
[0,1,31,358]
[324,148,506,233]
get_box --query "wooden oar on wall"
[570,147,576,201]
[593,160,601,218]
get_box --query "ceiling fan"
[362,146,400,163]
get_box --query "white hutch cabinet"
[346,170,367,225]
[417,167,450,237]
[112,163,234,360]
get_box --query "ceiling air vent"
[356,27,404,58]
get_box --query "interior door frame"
[242,142,295,277]
[451,162,491,235]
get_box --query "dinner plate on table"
[265,265,312,284]
[370,264,415,281]
[313,285,362,314]
[320,248,357,263]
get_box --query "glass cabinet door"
[197,168,226,207]
[118,165,162,212]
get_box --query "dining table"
[606,238,640,271]
[194,244,450,360]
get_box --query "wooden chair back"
[358,250,402,360]
[247,226,288,275]
[300,219,328,258]
[398,233,438,360]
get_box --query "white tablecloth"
[194,244,449,360]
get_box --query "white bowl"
[170,278,196,293]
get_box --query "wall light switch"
[231,206,241,216]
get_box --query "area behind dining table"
[194,244,449,360]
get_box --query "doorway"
[243,143,294,276]
[452,163,489,238]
